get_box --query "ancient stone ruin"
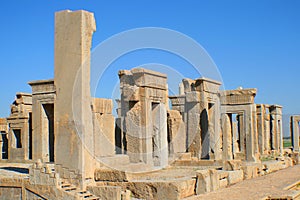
[0,10,299,200]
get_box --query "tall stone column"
[245,105,256,162]
[237,114,245,154]
[212,99,222,160]
[270,114,277,150]
[222,114,232,160]
[264,107,271,152]
[185,91,202,159]
[291,116,300,152]
[54,10,96,188]
[256,104,265,155]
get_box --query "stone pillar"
[212,99,222,160]
[291,116,300,152]
[270,114,277,151]
[167,110,186,156]
[264,106,271,152]
[245,104,256,162]
[270,105,283,154]
[222,114,232,160]
[256,104,265,155]
[232,121,239,155]
[237,114,245,155]
[54,10,96,188]
[185,91,202,159]
[179,82,184,95]
[152,103,168,167]
[92,98,115,158]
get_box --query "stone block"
[93,98,113,114]
[264,161,284,173]
[185,91,201,103]
[168,110,186,155]
[242,164,262,180]
[126,178,196,200]
[94,169,128,182]
[94,113,115,157]
[223,160,242,171]
[121,190,131,200]
[227,170,244,185]
[209,169,220,192]
[131,68,167,90]
[87,186,122,200]
[196,170,211,194]
[220,89,257,105]
[219,179,228,188]
[194,78,221,94]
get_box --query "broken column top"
[15,93,32,105]
[119,67,167,90]
[220,88,257,105]
[269,105,283,114]
[182,77,221,94]
[291,115,300,121]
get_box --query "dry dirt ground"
[186,165,300,200]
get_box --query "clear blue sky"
[0,1,299,135]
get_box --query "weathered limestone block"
[263,161,285,174]
[209,169,220,191]
[241,164,262,180]
[169,95,185,113]
[167,110,186,155]
[218,171,229,188]
[220,89,257,105]
[93,98,113,114]
[194,78,221,94]
[185,91,201,103]
[182,78,195,93]
[186,102,201,158]
[0,187,22,199]
[196,169,220,195]
[222,114,233,160]
[290,152,300,165]
[87,186,122,200]
[223,160,242,171]
[93,98,115,157]
[125,101,143,163]
[126,179,196,200]
[227,170,244,185]
[131,68,167,90]
[196,170,211,194]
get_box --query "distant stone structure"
[0,9,298,200]
[290,115,300,152]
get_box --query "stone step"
[64,186,77,192]
[61,183,71,188]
